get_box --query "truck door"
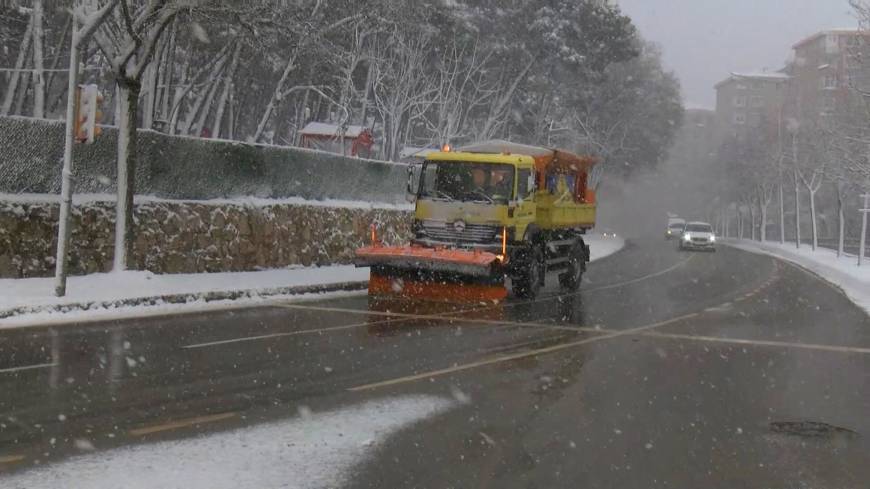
[514,168,536,239]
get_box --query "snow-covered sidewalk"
[0,266,370,327]
[0,233,624,327]
[726,239,870,316]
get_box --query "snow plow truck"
[354,140,599,302]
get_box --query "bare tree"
[89,0,185,271]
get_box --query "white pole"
[859,193,869,267]
[53,27,80,297]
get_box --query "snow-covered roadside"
[3,395,456,489]
[0,192,414,211]
[0,233,625,328]
[0,266,370,328]
[586,233,625,262]
[725,239,870,316]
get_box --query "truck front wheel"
[513,246,543,299]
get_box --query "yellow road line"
[0,455,25,464]
[129,412,237,436]
[348,313,699,392]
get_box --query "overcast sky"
[616,0,858,108]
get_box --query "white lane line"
[0,362,57,374]
[278,304,601,334]
[181,319,398,349]
[348,312,699,392]
[643,332,870,355]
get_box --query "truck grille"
[422,223,499,243]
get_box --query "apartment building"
[714,71,789,141]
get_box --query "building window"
[733,113,746,125]
[733,95,747,107]
[750,95,764,107]
[826,34,840,54]
[821,75,838,90]
[751,81,764,90]
[735,82,748,90]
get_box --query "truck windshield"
[420,161,514,204]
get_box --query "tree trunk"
[793,168,801,249]
[749,203,756,241]
[114,79,141,272]
[358,61,374,126]
[760,198,768,242]
[2,15,34,116]
[142,61,158,129]
[837,184,845,258]
[211,42,242,139]
[32,0,46,118]
[779,170,785,244]
[46,15,72,115]
[809,190,818,251]
[182,57,227,136]
[254,49,300,142]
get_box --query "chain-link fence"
[0,116,409,202]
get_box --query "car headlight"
[682,233,691,242]
[710,235,716,243]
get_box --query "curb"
[0,281,369,321]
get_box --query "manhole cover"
[769,421,859,439]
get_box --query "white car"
[665,218,685,240]
[679,222,716,252]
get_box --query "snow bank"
[3,396,455,489]
[726,240,870,315]
[0,193,414,211]
[586,233,625,262]
[0,266,369,328]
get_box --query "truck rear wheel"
[513,246,543,299]
[559,241,586,292]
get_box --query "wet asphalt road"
[1,236,869,488]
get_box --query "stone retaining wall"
[0,198,412,278]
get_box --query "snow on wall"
[0,198,411,279]
[0,116,408,203]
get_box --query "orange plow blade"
[369,273,507,302]
[354,245,508,303]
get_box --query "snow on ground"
[0,266,370,328]
[0,233,625,328]
[586,233,625,262]
[3,395,456,489]
[726,239,870,316]
[0,193,414,211]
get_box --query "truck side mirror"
[406,165,418,203]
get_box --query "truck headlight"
[683,233,691,242]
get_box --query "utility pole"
[859,193,869,267]
[53,17,81,297]
[54,0,118,296]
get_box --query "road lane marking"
[129,412,237,436]
[642,332,870,355]
[0,362,56,374]
[277,304,600,334]
[181,317,407,349]
[348,313,699,392]
[0,455,25,464]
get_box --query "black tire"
[513,246,544,299]
[559,241,586,292]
